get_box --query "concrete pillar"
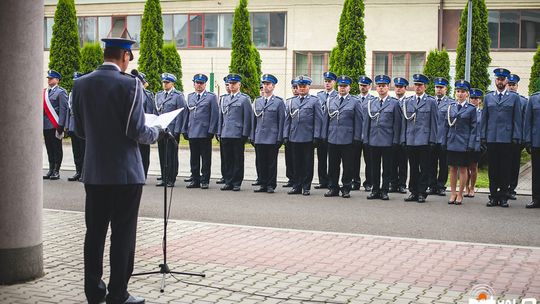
[0,0,44,283]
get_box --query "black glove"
[401,142,407,147]
[512,139,519,145]
[283,138,289,145]
[354,140,362,147]
[183,134,189,141]
[526,144,532,155]
[441,145,447,151]
[466,147,474,152]
[480,144,487,153]
[207,133,214,139]
[429,142,435,148]
[215,134,220,142]
[242,136,249,144]
[313,138,321,146]
[480,139,487,145]
[56,126,64,134]
[276,141,283,147]
[173,132,180,142]
[249,140,255,147]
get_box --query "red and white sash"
[43,88,60,129]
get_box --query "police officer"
[430,77,454,196]
[507,73,528,200]
[72,37,161,304]
[364,75,402,200]
[65,72,85,182]
[251,74,285,193]
[322,76,363,198]
[315,72,338,189]
[216,77,231,185]
[283,75,323,196]
[155,72,187,187]
[252,82,265,187]
[43,69,68,180]
[524,90,540,208]
[357,76,375,191]
[217,73,253,191]
[134,71,156,179]
[283,78,299,188]
[466,88,485,198]
[482,68,522,207]
[390,77,409,194]
[402,73,438,203]
[184,73,219,189]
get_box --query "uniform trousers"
[390,144,408,188]
[370,146,394,193]
[362,144,373,187]
[290,141,315,191]
[284,143,294,182]
[221,138,244,187]
[219,139,226,179]
[189,137,212,184]
[84,184,142,304]
[509,143,522,194]
[327,143,354,191]
[407,145,431,196]
[429,144,448,191]
[316,142,329,186]
[138,144,150,178]
[255,144,280,189]
[157,136,179,183]
[44,128,63,168]
[68,131,86,174]
[532,148,540,201]
[487,143,513,200]
[351,144,363,187]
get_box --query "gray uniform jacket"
[323,94,363,145]
[283,94,323,143]
[155,89,186,134]
[43,85,68,130]
[184,91,219,138]
[218,92,253,139]
[72,64,160,185]
[524,92,540,148]
[251,95,286,144]
[473,109,483,151]
[401,94,438,146]
[142,89,156,115]
[317,90,338,112]
[363,96,402,147]
[66,92,75,132]
[435,96,454,144]
[480,90,522,143]
[442,102,477,152]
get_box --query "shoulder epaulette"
[273,95,284,101]
[531,91,540,97]
[205,91,216,96]
[120,72,137,78]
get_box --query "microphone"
[131,69,139,77]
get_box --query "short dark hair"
[104,47,124,60]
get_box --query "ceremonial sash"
[43,88,60,129]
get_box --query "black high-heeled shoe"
[448,196,456,204]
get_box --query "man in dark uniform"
[133,71,155,179]
[65,72,85,182]
[216,78,230,185]
[507,73,528,200]
[482,68,522,207]
[217,73,253,191]
[314,72,338,189]
[357,76,375,191]
[72,37,161,304]
[251,74,285,193]
[524,91,540,208]
[283,78,299,188]
[184,73,219,189]
[155,73,187,187]
[43,69,68,180]
[390,77,409,193]
[283,75,323,196]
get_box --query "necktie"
[437,98,441,105]
[300,96,305,103]
[197,94,201,101]
[326,92,329,101]
[339,96,344,105]
[264,98,268,106]
[457,104,462,111]
[380,98,383,106]
[417,97,421,105]
[165,92,169,99]
[498,93,503,102]
[362,96,365,102]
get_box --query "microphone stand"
[132,131,205,292]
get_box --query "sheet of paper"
[144,108,183,129]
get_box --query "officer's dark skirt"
[158,137,179,183]
[487,143,513,200]
[43,128,63,167]
[189,137,212,184]
[255,144,280,189]
[468,151,482,164]
[68,131,85,174]
[532,148,540,201]
[369,146,394,192]
[290,141,315,190]
[139,144,150,178]
[84,184,142,303]
[447,150,469,167]
[327,143,354,191]
[407,145,430,196]
[221,138,244,187]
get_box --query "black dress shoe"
[251,180,261,186]
[287,188,302,195]
[508,193,517,200]
[341,190,351,198]
[397,186,407,194]
[232,186,241,191]
[156,181,166,187]
[166,182,175,187]
[254,187,267,193]
[216,178,225,184]
[49,170,60,180]
[500,200,509,208]
[68,172,81,182]
[526,200,540,208]
[351,183,361,191]
[427,188,437,195]
[381,192,389,200]
[220,184,233,191]
[324,189,340,197]
[201,183,209,189]
[184,176,193,182]
[486,197,498,207]
[367,192,380,200]
[314,184,328,189]
[364,185,373,192]
[404,194,419,202]
[302,189,310,196]
[157,176,162,181]
[186,181,200,188]
[123,295,145,304]
[282,181,294,188]
[388,187,398,193]
[417,195,426,203]
[266,188,275,193]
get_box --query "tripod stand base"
[132,263,205,292]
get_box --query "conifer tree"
[79,43,103,74]
[423,49,451,96]
[529,45,540,95]
[138,0,164,92]
[162,43,183,92]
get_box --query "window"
[98,16,111,42]
[44,17,54,49]
[169,13,235,48]
[78,17,97,46]
[294,51,329,87]
[126,16,141,48]
[372,52,425,85]
[173,14,188,47]
[251,12,286,48]
[218,13,234,48]
[189,14,204,47]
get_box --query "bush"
[423,49,451,96]
[529,45,540,95]
[162,43,183,92]
[80,43,103,74]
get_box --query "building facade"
[44,0,540,97]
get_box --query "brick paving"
[1,209,539,303]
